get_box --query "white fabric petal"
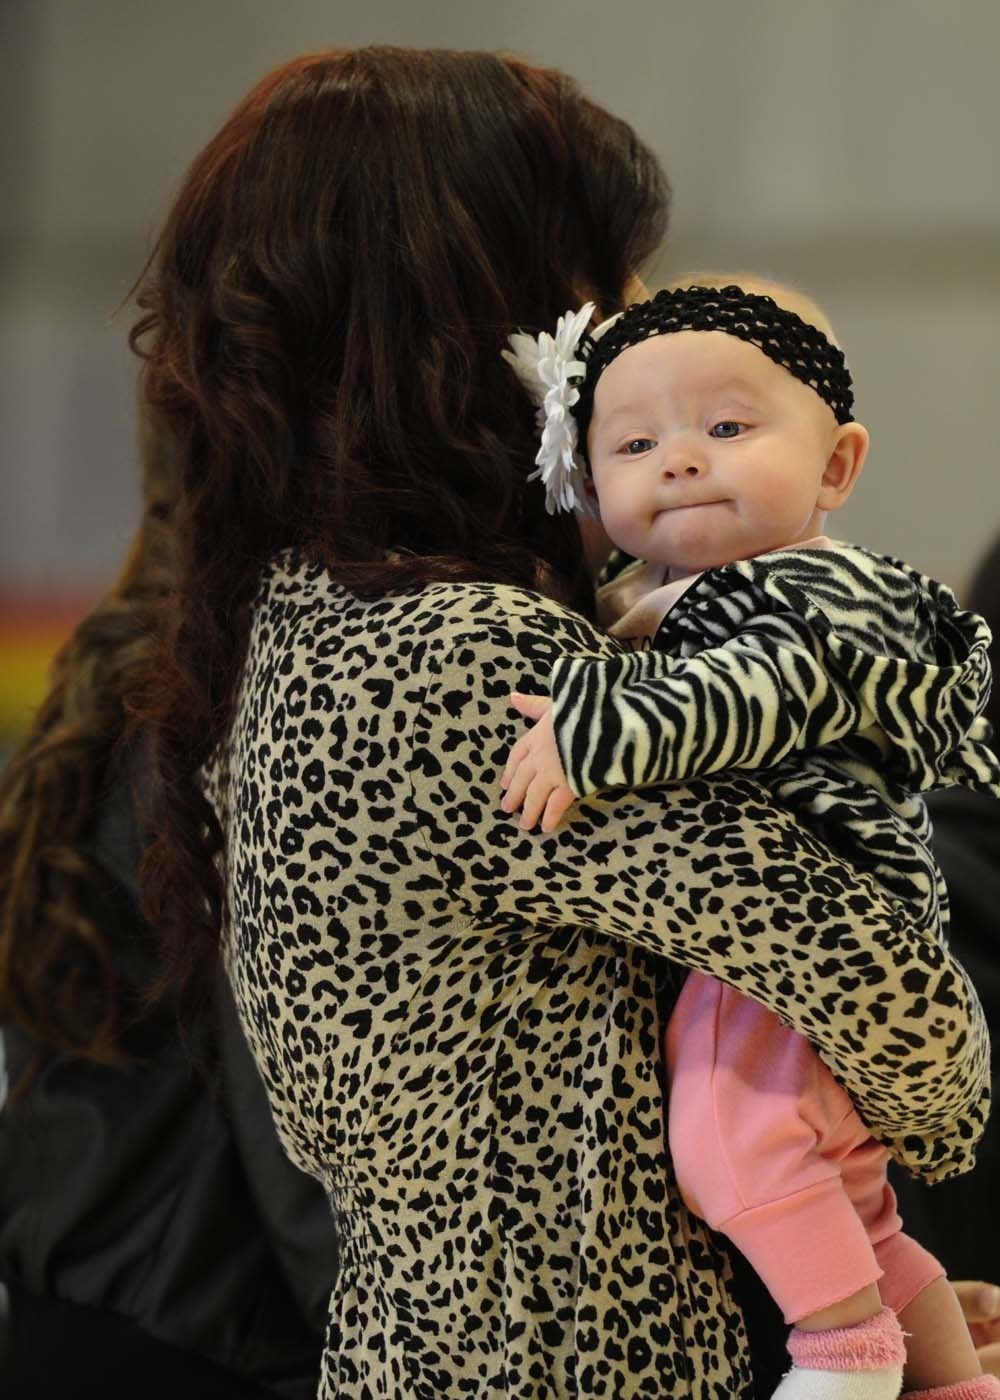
[503,302,596,515]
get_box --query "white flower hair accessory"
[502,302,598,516]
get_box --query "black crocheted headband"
[573,284,855,441]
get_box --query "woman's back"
[216,555,744,1394]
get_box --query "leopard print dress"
[211,554,989,1400]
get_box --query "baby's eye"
[622,438,657,455]
[709,421,745,439]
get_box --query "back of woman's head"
[130,46,669,1030]
[135,46,668,585]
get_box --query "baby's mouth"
[660,498,724,513]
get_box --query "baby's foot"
[772,1369,902,1399]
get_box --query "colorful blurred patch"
[0,590,100,756]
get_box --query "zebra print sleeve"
[550,610,871,796]
[550,543,1000,803]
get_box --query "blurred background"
[2,0,998,757]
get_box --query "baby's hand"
[954,1282,1000,1375]
[500,692,576,833]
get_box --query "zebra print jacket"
[550,542,1000,937]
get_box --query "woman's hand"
[500,693,576,833]
[954,1282,1000,1375]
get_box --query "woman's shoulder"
[250,553,618,675]
[224,554,622,827]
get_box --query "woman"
[130,48,989,1397]
[0,418,336,1398]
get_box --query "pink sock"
[901,1381,1000,1399]
[787,1306,907,1370]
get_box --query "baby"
[501,278,1000,1400]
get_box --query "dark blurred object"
[891,530,1000,1282]
[891,786,1000,1280]
[0,762,337,1398]
[0,1284,274,1400]
[964,534,1000,754]
[728,1243,789,1396]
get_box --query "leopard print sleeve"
[406,595,990,1186]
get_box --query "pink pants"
[666,970,945,1324]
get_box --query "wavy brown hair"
[0,415,175,1068]
[129,46,670,1036]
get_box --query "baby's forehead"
[596,329,776,401]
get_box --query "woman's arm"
[407,615,990,1186]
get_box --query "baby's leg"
[667,970,895,1322]
[667,973,1000,1399]
[667,971,905,1397]
[897,1277,982,1390]
[840,1139,988,1392]
[772,1270,994,1399]
[780,1096,998,1397]
[773,1310,906,1399]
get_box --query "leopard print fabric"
[210,555,990,1400]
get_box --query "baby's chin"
[659,534,824,578]
[648,543,768,580]
[644,538,747,578]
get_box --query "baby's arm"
[503,544,999,826]
[501,610,868,829]
[549,608,870,799]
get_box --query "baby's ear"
[817,422,869,512]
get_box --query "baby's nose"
[662,456,706,480]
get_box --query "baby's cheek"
[595,490,642,551]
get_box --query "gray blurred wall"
[2,0,998,595]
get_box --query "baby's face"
[587,331,839,577]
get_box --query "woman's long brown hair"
[126,46,669,1039]
[0,417,175,1066]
